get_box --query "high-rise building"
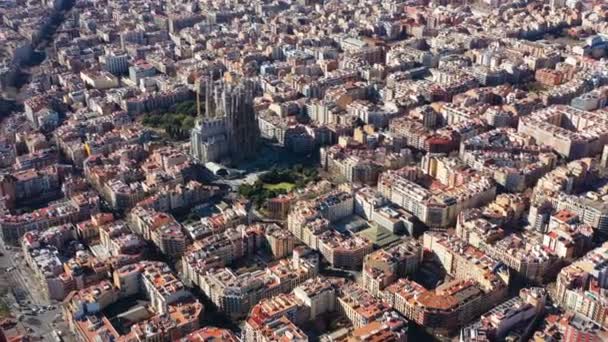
[190,80,259,164]
[102,51,129,75]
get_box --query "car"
[5,267,14,272]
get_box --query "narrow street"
[0,243,75,341]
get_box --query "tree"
[182,116,195,130]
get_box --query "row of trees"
[141,101,198,140]
[239,166,320,207]
[259,165,318,185]
[238,182,288,207]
